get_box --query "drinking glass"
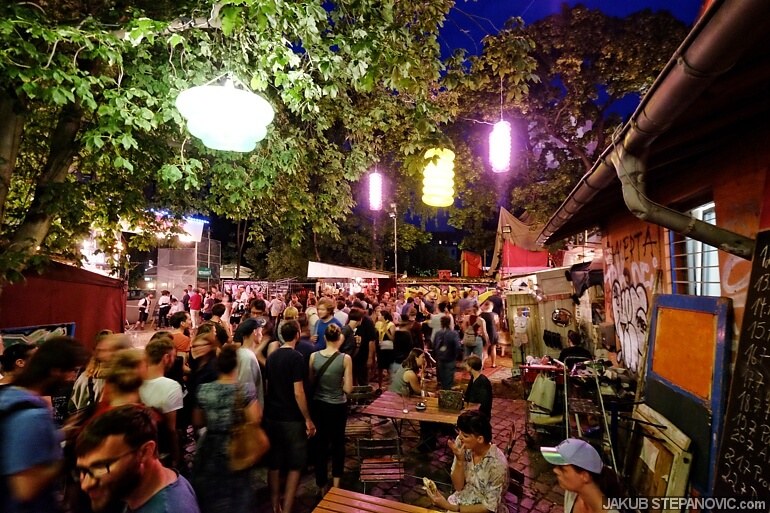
[401,389,410,414]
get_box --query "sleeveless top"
[389,365,413,395]
[311,351,346,404]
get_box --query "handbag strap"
[314,351,341,386]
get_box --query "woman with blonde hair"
[68,332,130,414]
[271,306,299,350]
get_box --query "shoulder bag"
[463,328,479,347]
[310,351,342,399]
[229,385,269,472]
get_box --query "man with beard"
[75,405,200,513]
[0,336,88,513]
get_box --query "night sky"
[441,0,704,57]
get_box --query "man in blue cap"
[541,438,623,513]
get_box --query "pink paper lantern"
[489,120,512,173]
[369,172,383,210]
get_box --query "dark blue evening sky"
[441,0,704,58]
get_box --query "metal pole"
[394,211,398,279]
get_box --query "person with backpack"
[1,336,89,513]
[432,316,461,390]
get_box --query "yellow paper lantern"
[422,148,455,207]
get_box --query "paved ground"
[130,328,567,513]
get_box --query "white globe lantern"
[175,76,274,152]
[422,148,455,207]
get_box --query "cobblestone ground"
[131,328,567,513]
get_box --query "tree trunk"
[313,231,320,261]
[6,102,83,261]
[372,217,377,269]
[0,92,24,229]
[235,218,248,279]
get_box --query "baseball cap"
[233,318,259,342]
[540,439,603,474]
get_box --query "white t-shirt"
[429,313,454,341]
[306,306,319,337]
[237,348,264,408]
[139,377,183,414]
[334,310,349,325]
[270,300,285,317]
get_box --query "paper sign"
[641,437,660,470]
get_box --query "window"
[668,202,721,296]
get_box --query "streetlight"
[389,203,397,281]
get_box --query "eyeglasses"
[72,449,137,481]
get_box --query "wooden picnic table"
[313,487,430,513]
[362,391,478,435]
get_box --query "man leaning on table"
[426,410,508,513]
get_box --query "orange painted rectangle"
[651,307,716,400]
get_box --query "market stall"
[306,261,391,296]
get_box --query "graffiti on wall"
[605,225,659,373]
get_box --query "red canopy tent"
[490,207,551,276]
[0,261,126,351]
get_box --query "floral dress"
[448,442,509,513]
[192,381,257,513]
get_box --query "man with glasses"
[75,404,200,512]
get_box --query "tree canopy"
[0,0,687,284]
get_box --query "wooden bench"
[314,487,429,513]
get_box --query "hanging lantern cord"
[499,75,504,121]
[194,72,251,91]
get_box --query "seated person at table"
[389,348,438,451]
[389,348,425,395]
[426,410,508,513]
[463,356,492,418]
[558,330,593,370]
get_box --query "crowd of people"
[1,284,624,513]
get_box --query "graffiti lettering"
[607,226,659,266]
[605,226,658,373]
[611,280,648,373]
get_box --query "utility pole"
[389,203,398,281]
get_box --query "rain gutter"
[537,0,770,260]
